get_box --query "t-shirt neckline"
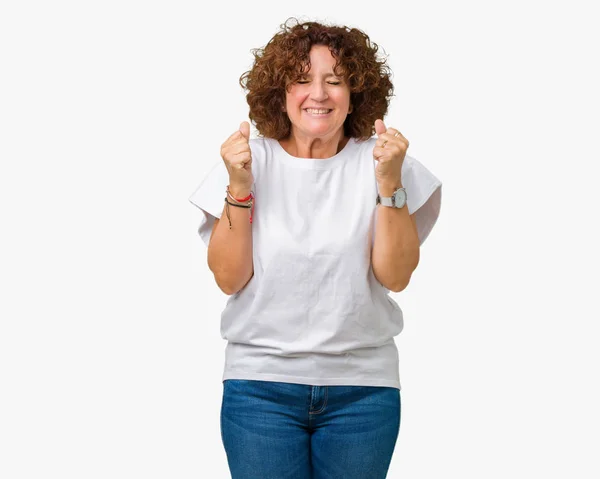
[267,137,357,170]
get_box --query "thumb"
[374,119,387,136]
[239,121,250,140]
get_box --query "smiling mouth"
[304,108,333,115]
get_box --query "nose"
[309,81,328,102]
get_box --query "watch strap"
[376,187,407,208]
[376,195,394,207]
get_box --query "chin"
[300,124,338,137]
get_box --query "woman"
[189,18,442,479]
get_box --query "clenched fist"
[220,121,254,195]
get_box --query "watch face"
[394,189,407,207]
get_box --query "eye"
[328,82,341,85]
[297,80,309,84]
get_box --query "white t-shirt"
[189,136,442,390]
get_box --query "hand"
[373,119,409,193]
[220,121,254,194]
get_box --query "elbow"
[377,274,409,293]
[375,262,418,293]
[392,252,420,292]
[211,273,238,296]
[389,263,418,292]
[207,255,235,295]
[216,279,235,296]
[390,276,410,293]
[211,269,254,296]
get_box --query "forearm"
[207,189,254,295]
[371,182,420,292]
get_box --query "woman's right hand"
[220,121,254,195]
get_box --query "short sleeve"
[402,155,443,246]
[188,159,229,247]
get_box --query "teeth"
[306,109,331,114]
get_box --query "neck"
[280,130,348,159]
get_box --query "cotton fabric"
[189,136,442,389]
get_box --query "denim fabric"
[220,379,400,478]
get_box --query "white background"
[1,0,599,478]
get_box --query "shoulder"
[402,154,439,183]
[352,136,377,151]
[248,137,271,157]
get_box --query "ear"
[348,104,353,114]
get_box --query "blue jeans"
[220,379,401,478]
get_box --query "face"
[284,45,352,140]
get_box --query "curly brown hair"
[239,18,394,142]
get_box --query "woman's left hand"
[373,119,409,193]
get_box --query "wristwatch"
[376,187,407,208]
